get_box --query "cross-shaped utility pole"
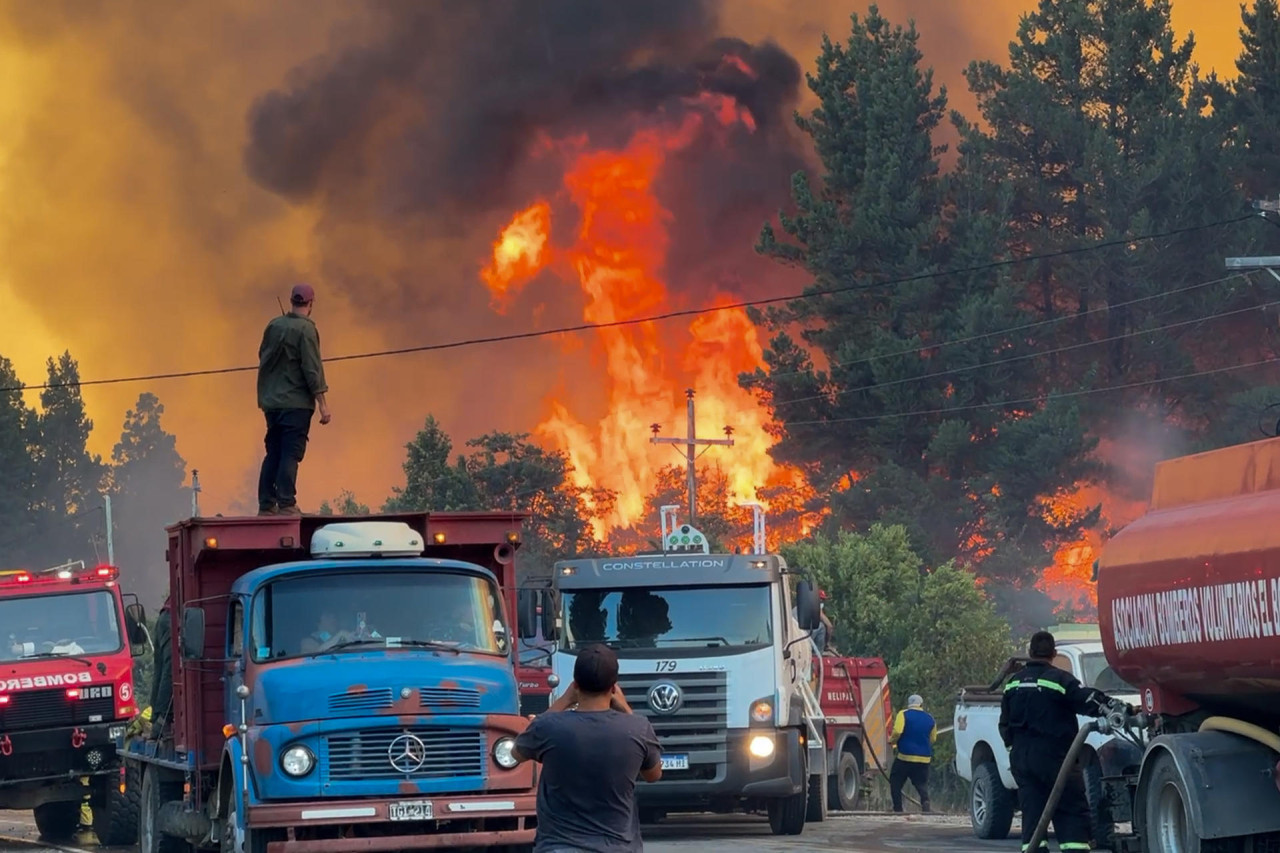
[650,389,734,522]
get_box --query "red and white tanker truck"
[1095,436,1280,852]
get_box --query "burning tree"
[747,8,1099,619]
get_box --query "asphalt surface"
[0,809,1073,853]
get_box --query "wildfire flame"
[481,96,800,541]
[481,201,551,312]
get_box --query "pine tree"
[1229,0,1280,198]
[963,0,1260,450]
[109,393,187,606]
[747,6,1096,606]
[31,352,107,566]
[0,356,39,564]
[383,416,480,512]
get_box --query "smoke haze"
[0,0,1249,542]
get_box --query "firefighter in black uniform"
[999,631,1110,853]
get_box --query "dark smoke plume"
[244,0,803,222]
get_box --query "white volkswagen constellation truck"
[545,548,828,835]
[953,640,1142,849]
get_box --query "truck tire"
[94,766,141,846]
[1083,759,1116,851]
[768,789,807,836]
[1143,753,1203,853]
[225,786,283,853]
[970,760,1015,840]
[140,766,189,853]
[33,800,82,841]
[828,751,861,812]
[805,772,827,822]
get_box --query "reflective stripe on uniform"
[1059,845,1092,850]
[1004,679,1066,694]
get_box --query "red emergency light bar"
[66,688,80,699]
[0,564,118,586]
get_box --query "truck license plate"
[388,800,434,821]
[661,755,689,771]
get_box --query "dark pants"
[258,408,313,510]
[1010,741,1091,851]
[889,758,930,812]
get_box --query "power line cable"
[774,297,1276,408]
[785,356,1280,427]
[760,271,1254,385]
[1,214,1256,393]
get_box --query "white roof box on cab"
[310,521,425,559]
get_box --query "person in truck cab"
[256,282,331,516]
[888,694,936,813]
[999,631,1111,853]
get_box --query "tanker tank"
[1098,435,1280,726]
[1094,436,1280,853]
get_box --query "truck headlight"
[748,735,775,758]
[493,737,519,769]
[280,745,315,777]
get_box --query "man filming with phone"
[512,644,663,852]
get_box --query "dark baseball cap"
[573,643,619,694]
[290,283,315,305]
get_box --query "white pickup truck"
[952,641,1141,848]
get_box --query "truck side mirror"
[540,591,559,643]
[124,602,149,647]
[517,589,538,640]
[795,580,821,631]
[180,607,206,660]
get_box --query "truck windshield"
[251,571,506,661]
[1,590,123,661]
[1080,652,1136,693]
[559,585,771,652]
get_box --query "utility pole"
[191,469,202,518]
[650,389,734,522]
[103,494,114,565]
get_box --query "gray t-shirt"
[515,709,662,852]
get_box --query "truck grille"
[0,688,115,731]
[326,687,482,714]
[324,728,484,782]
[419,688,480,709]
[617,671,728,771]
[328,688,393,714]
[520,692,549,717]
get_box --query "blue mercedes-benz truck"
[126,512,538,853]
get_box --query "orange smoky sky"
[0,0,1251,523]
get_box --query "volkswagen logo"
[647,682,682,715]
[388,733,427,774]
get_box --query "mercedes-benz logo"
[647,682,682,715]
[388,733,427,773]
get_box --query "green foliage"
[109,393,187,608]
[384,418,614,574]
[0,355,39,564]
[31,353,108,564]
[748,6,1097,621]
[318,490,371,516]
[783,525,1014,809]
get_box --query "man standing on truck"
[888,694,935,813]
[999,631,1109,853]
[512,643,663,852]
[257,282,331,516]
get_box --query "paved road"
[0,809,1059,853]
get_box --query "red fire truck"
[0,561,149,845]
[812,655,893,812]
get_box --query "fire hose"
[1025,701,1133,852]
[829,652,925,810]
